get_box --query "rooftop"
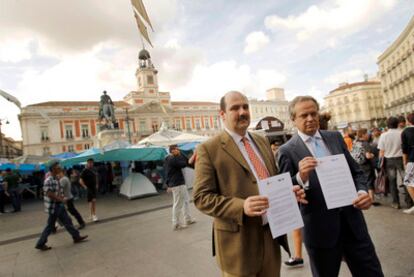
[329,81,381,94]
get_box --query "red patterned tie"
[241,137,270,180]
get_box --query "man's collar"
[224,127,251,143]
[297,129,321,142]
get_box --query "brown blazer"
[193,131,287,276]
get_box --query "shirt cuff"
[357,190,368,194]
[296,172,310,190]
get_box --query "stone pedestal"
[95,129,125,148]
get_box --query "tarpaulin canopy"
[0,163,45,172]
[60,148,102,167]
[61,146,167,167]
[50,152,79,159]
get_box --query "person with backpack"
[352,129,380,206]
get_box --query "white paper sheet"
[258,172,304,238]
[315,154,358,210]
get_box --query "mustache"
[238,115,249,121]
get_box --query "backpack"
[350,141,367,165]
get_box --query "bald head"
[220,91,248,112]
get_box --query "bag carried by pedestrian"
[350,141,367,165]
[375,157,389,195]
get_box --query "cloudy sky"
[1,0,414,140]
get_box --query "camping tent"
[119,173,158,199]
[137,125,208,147]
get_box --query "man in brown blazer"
[193,91,306,277]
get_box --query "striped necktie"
[241,137,269,179]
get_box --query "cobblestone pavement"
[0,192,413,277]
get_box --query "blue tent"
[60,148,102,167]
[178,142,201,151]
[0,163,17,171]
[18,163,46,172]
[61,147,168,167]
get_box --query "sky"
[1,0,414,140]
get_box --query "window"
[40,128,49,141]
[65,125,73,139]
[84,144,90,150]
[139,120,147,131]
[186,119,192,130]
[147,75,154,85]
[42,147,50,155]
[204,118,210,129]
[214,117,219,128]
[175,120,181,130]
[81,124,89,138]
[68,145,74,152]
[195,119,201,130]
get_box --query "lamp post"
[0,118,10,159]
[124,108,133,144]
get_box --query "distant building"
[19,49,221,156]
[249,88,292,131]
[324,76,385,129]
[0,133,23,159]
[377,16,414,117]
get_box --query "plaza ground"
[0,192,413,277]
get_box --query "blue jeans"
[36,204,80,247]
[8,189,21,212]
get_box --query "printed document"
[315,154,358,209]
[258,172,304,238]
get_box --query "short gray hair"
[289,96,320,120]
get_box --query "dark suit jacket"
[193,131,288,275]
[277,130,369,248]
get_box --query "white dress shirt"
[225,127,269,224]
[296,130,366,194]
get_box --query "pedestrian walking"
[80,158,99,222]
[35,161,88,251]
[3,168,22,212]
[59,169,86,229]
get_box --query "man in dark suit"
[193,91,306,277]
[277,96,383,277]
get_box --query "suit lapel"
[291,134,313,159]
[220,131,253,175]
[319,131,339,155]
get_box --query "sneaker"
[391,203,401,209]
[185,219,196,225]
[73,235,88,243]
[284,257,304,268]
[172,224,187,231]
[403,206,414,214]
[92,215,99,222]
[35,244,52,251]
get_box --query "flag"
[0,89,21,109]
[133,10,153,47]
[131,0,153,31]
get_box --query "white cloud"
[324,69,365,86]
[265,0,397,42]
[0,38,33,63]
[244,31,270,54]
[172,60,286,102]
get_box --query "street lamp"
[124,108,133,144]
[0,118,10,159]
